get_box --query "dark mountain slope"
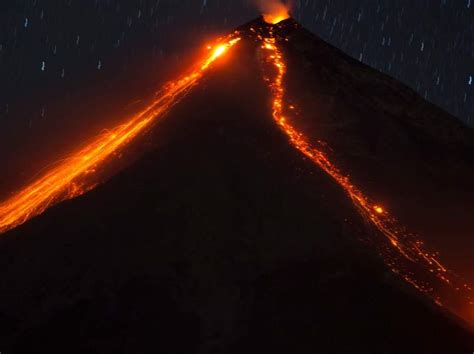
[0,20,472,353]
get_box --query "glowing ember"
[374,206,384,214]
[259,30,473,324]
[0,35,240,234]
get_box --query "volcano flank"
[0,18,473,353]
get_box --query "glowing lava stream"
[260,33,473,316]
[0,35,241,235]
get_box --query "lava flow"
[0,35,241,235]
[259,30,473,323]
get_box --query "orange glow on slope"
[262,3,290,24]
[0,36,241,235]
[260,33,474,323]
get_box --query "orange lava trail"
[0,35,241,235]
[260,32,474,321]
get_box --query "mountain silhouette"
[0,17,473,354]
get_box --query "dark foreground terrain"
[0,18,473,353]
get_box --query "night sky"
[0,0,472,158]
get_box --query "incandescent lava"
[0,35,240,235]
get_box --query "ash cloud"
[254,0,291,15]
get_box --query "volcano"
[0,18,473,353]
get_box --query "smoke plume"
[255,0,291,16]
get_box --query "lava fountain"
[0,35,241,235]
